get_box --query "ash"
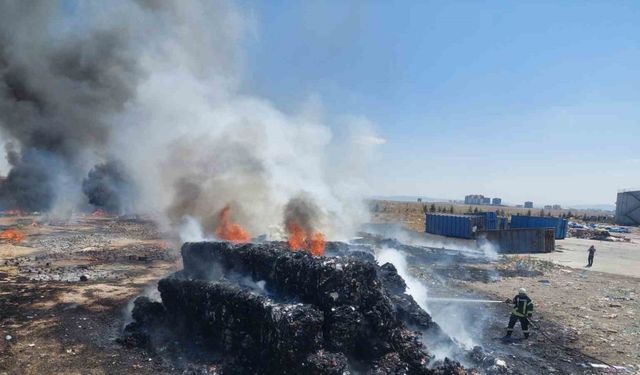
[123,241,478,374]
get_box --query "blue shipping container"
[497,217,509,230]
[510,215,568,239]
[468,211,498,230]
[425,214,483,239]
[480,212,497,230]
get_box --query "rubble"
[123,241,474,374]
[568,228,630,242]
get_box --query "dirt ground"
[0,215,180,375]
[1,210,638,374]
[465,259,639,369]
[370,201,640,374]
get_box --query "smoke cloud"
[0,1,379,238]
[0,1,140,212]
[82,160,135,214]
[284,193,324,234]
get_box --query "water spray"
[425,297,504,304]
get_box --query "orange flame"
[215,205,251,243]
[287,223,306,251]
[0,228,25,243]
[91,209,107,217]
[286,223,325,256]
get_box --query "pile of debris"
[568,228,632,242]
[123,241,475,374]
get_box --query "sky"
[2,1,638,208]
[240,1,640,206]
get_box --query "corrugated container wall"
[615,191,640,226]
[497,217,509,230]
[478,228,555,254]
[480,212,497,230]
[425,214,484,239]
[510,215,568,239]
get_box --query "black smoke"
[283,193,322,232]
[0,148,57,212]
[0,1,140,212]
[82,161,135,214]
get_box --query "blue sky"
[241,1,640,206]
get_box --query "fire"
[91,208,107,217]
[286,223,325,256]
[215,205,251,243]
[309,232,326,257]
[287,223,306,250]
[0,228,25,243]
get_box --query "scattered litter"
[589,363,610,369]
[5,335,12,341]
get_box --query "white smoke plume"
[377,247,430,313]
[375,246,484,362]
[0,1,380,238]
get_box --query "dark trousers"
[588,255,594,267]
[506,314,529,337]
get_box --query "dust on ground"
[0,215,180,375]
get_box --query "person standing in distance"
[587,245,596,267]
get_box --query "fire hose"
[427,297,618,370]
[525,317,617,371]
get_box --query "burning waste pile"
[123,240,476,374]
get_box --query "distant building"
[544,205,552,210]
[552,204,562,210]
[524,201,534,209]
[491,198,502,205]
[482,197,491,205]
[616,190,640,226]
[465,194,487,205]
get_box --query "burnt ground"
[407,254,638,374]
[364,234,638,374]
[0,215,637,374]
[0,215,180,374]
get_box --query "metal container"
[497,217,509,230]
[615,190,640,226]
[510,215,568,239]
[425,213,484,239]
[478,228,555,253]
[466,211,498,230]
[480,212,497,230]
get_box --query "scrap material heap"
[124,241,474,374]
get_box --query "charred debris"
[123,241,483,374]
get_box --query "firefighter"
[504,288,534,339]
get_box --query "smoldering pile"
[123,241,475,374]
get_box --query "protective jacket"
[511,294,534,318]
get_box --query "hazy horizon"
[371,194,617,211]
